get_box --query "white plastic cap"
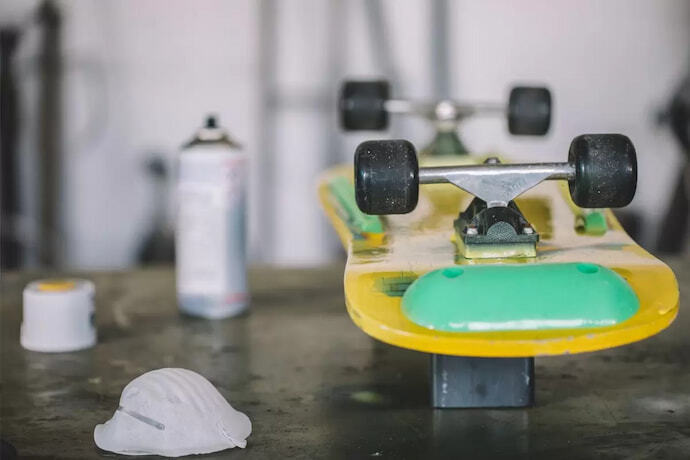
[21,279,96,352]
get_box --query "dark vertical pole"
[430,0,451,99]
[326,0,345,167]
[0,28,22,269]
[363,0,398,86]
[657,76,690,254]
[363,1,403,139]
[257,0,276,263]
[37,0,62,267]
[427,0,468,156]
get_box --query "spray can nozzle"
[205,115,218,130]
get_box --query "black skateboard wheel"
[508,87,552,135]
[340,81,390,131]
[568,134,637,208]
[355,139,418,214]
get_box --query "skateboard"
[340,80,551,156]
[319,134,679,408]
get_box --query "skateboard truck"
[355,134,637,259]
[340,80,552,156]
[353,134,638,408]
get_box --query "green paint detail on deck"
[584,212,608,235]
[402,263,639,332]
[576,211,608,236]
[328,176,384,235]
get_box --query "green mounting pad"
[402,263,639,332]
[328,176,383,235]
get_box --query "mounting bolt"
[466,226,478,236]
[523,226,534,235]
[435,100,459,121]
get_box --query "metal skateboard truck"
[355,134,637,258]
[340,80,552,155]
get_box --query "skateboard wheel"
[340,81,390,130]
[355,140,418,214]
[568,134,637,208]
[508,87,551,135]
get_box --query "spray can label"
[176,146,247,314]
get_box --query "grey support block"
[431,354,535,408]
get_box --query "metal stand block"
[431,354,534,408]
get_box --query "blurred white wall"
[3,0,689,268]
[8,0,262,268]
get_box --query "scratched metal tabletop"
[1,261,688,459]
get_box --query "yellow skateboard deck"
[318,156,679,358]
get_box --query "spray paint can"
[176,115,248,318]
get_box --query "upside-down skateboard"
[319,134,679,408]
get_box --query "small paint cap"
[21,279,96,352]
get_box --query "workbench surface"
[1,261,688,459]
